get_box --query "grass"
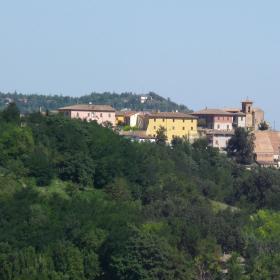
[210,200,239,213]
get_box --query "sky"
[0,1,279,127]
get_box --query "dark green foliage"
[227,127,256,164]
[1,106,280,278]
[258,121,270,131]
[0,91,191,113]
[234,168,280,210]
[171,135,184,147]
[27,147,54,186]
[108,227,193,280]
[155,126,167,145]
[1,102,20,124]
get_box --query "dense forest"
[0,91,190,113]
[1,104,280,279]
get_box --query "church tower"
[241,99,254,129]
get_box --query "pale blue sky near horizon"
[0,1,279,127]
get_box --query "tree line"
[0,92,190,114]
[0,103,280,279]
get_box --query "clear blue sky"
[0,1,279,127]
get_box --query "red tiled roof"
[254,131,280,163]
[192,108,233,116]
[58,104,115,112]
[148,112,197,119]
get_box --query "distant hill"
[0,91,191,113]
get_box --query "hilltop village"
[58,99,279,167]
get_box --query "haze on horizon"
[0,1,279,127]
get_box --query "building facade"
[115,111,125,125]
[58,104,116,126]
[240,100,264,130]
[123,111,140,127]
[192,109,234,131]
[206,130,234,150]
[145,112,198,143]
[120,130,156,143]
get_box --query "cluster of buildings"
[58,100,280,167]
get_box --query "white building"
[205,130,234,150]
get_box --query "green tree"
[226,253,246,280]
[0,126,34,164]
[27,147,54,186]
[1,102,20,124]
[194,238,222,280]
[258,121,269,131]
[171,136,184,147]
[109,227,193,280]
[226,128,255,164]
[250,254,280,280]
[155,126,167,145]
[51,242,85,280]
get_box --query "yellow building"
[115,111,125,126]
[146,112,198,142]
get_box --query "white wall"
[212,135,232,150]
[237,116,246,128]
[129,113,140,127]
[214,122,233,131]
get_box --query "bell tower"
[241,99,253,129]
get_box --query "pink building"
[193,108,235,150]
[192,108,234,131]
[58,104,116,126]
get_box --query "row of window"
[153,134,192,139]
[153,126,194,131]
[75,112,112,118]
[153,118,194,123]
[217,117,231,121]
[217,116,244,121]
[216,124,231,130]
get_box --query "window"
[227,125,230,130]
[217,124,220,129]
[182,127,185,130]
[88,113,90,117]
[162,119,164,122]
[109,113,111,117]
[100,113,103,117]
[154,118,156,122]
[191,119,193,123]
[154,126,156,130]
[172,126,175,130]
[215,140,219,145]
[76,112,79,117]
[183,119,185,123]
[191,127,193,131]
[227,117,230,121]
[173,119,175,122]
[241,117,244,121]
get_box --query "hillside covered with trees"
[1,104,280,279]
[0,91,190,113]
